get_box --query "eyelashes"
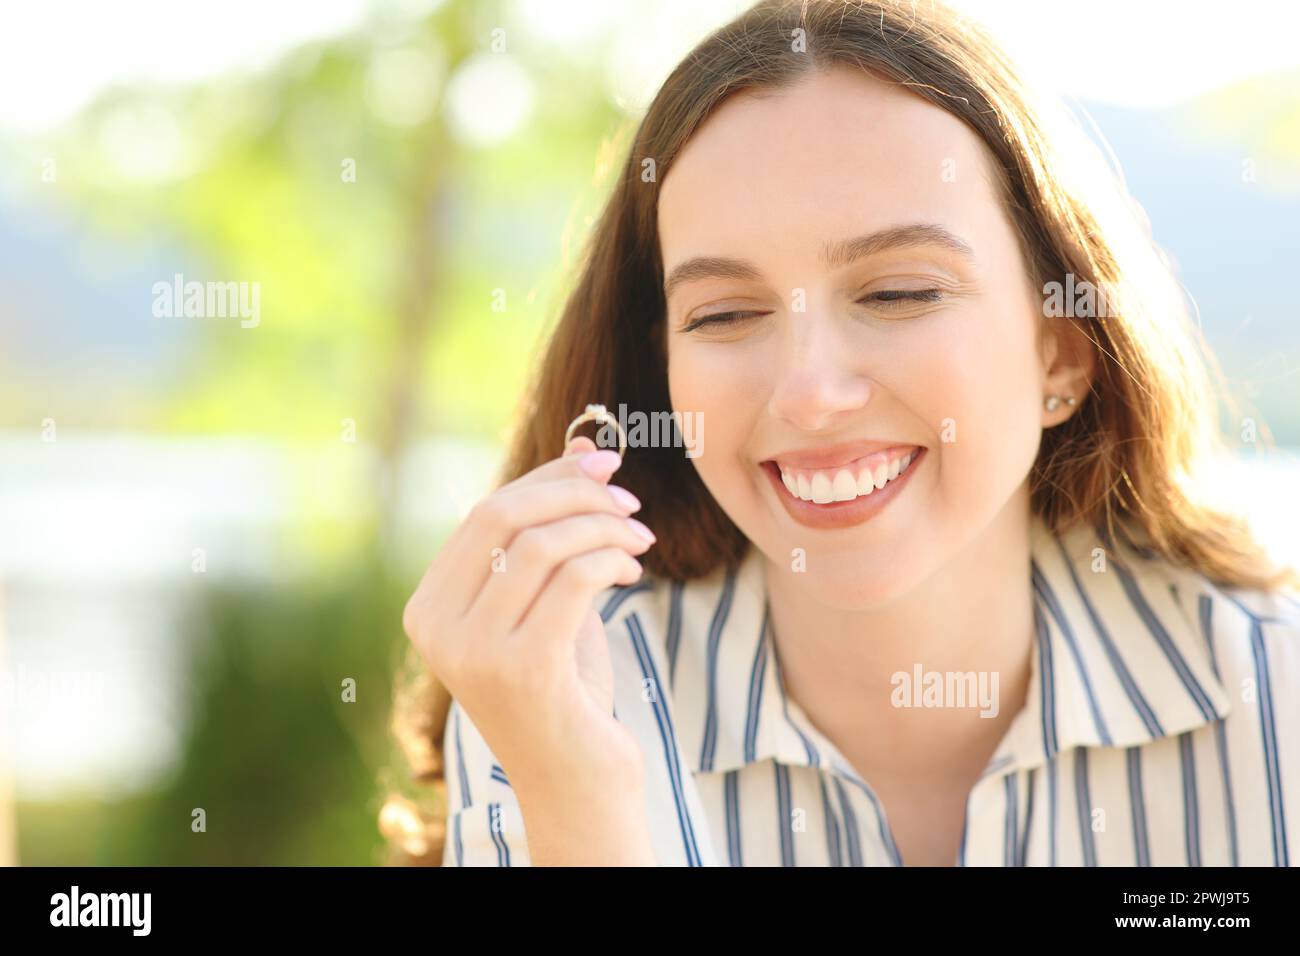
[681,289,945,333]
[870,288,944,305]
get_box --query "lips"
[775,446,918,504]
[759,443,925,530]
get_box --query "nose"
[766,311,873,432]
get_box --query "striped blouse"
[441,514,1300,866]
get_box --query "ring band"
[564,403,627,458]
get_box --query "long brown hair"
[378,0,1300,864]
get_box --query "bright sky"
[0,0,1297,135]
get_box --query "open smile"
[759,443,925,530]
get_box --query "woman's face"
[660,66,1058,608]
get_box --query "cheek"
[668,343,766,493]
[916,313,1044,504]
[666,344,712,428]
[668,338,768,427]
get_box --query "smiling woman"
[384,0,1300,867]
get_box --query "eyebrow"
[662,222,976,299]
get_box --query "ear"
[1041,315,1097,427]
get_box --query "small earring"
[1044,394,1077,411]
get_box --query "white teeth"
[810,472,834,504]
[777,450,919,505]
[832,469,857,501]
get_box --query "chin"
[807,562,918,610]
[762,537,927,610]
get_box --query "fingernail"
[607,485,641,512]
[626,518,656,544]
[578,449,622,478]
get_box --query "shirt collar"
[653,514,1234,780]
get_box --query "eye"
[680,310,764,333]
[859,289,945,309]
[680,288,945,333]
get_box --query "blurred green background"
[1,0,1298,864]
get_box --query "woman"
[382,0,1300,866]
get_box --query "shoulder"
[1056,515,1300,683]
[1117,516,1300,665]
[1138,541,1300,720]
[1041,515,1300,752]
[1187,571,1300,690]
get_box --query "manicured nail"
[607,485,641,512]
[626,518,656,544]
[578,449,622,478]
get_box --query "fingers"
[563,435,598,457]
[439,476,641,622]
[419,448,641,624]
[502,435,625,491]
[468,510,656,633]
[511,547,644,655]
[439,438,630,565]
[401,429,654,787]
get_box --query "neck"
[762,486,1036,784]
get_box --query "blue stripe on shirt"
[698,570,737,773]
[1055,538,1164,737]
[724,770,743,867]
[1074,747,1097,866]
[1112,559,1220,722]
[818,775,843,866]
[488,803,511,867]
[1179,732,1201,866]
[775,762,794,866]
[1034,562,1113,746]
[1246,614,1289,866]
[1126,746,1150,866]
[627,612,704,866]
[743,611,769,763]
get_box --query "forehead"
[657,66,1003,268]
